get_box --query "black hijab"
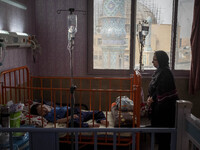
[149,50,170,97]
[154,50,169,68]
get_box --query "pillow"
[22,100,48,127]
[23,100,39,114]
[20,113,48,127]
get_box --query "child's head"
[30,104,50,116]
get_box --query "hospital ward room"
[0,0,200,150]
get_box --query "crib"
[0,66,142,149]
[1,66,200,150]
[176,100,200,150]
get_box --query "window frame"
[87,0,190,77]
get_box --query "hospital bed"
[0,66,142,150]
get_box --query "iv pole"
[67,8,77,150]
[57,8,86,150]
[57,8,77,150]
[138,20,149,71]
[67,7,76,132]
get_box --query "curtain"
[189,0,200,94]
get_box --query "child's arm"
[57,114,79,123]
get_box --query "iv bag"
[68,14,77,40]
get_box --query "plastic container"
[10,111,21,128]
[10,111,22,136]
[1,106,10,128]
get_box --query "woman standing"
[147,50,179,150]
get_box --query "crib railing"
[1,67,199,150]
[0,66,30,104]
[176,100,200,150]
[185,114,200,150]
[2,100,199,150]
[0,66,142,149]
[0,127,177,150]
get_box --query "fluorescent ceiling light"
[1,0,27,10]
[0,30,9,34]
[16,32,28,36]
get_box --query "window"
[135,0,173,70]
[92,0,131,70]
[175,0,194,70]
[88,0,194,76]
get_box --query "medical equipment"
[137,20,149,71]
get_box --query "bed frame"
[0,66,142,150]
[176,100,200,150]
[1,66,199,150]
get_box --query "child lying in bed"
[30,103,109,128]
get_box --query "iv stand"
[139,34,145,72]
[68,8,76,150]
[138,20,149,72]
[68,35,76,150]
[68,37,76,128]
[57,8,86,150]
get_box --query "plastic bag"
[115,96,134,111]
[7,100,24,113]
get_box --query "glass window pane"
[135,0,173,70]
[93,0,131,69]
[175,0,194,70]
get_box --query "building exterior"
[93,0,191,70]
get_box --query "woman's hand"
[73,114,79,119]
[147,96,153,106]
[67,114,79,120]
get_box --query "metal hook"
[56,8,87,15]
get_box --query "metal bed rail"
[185,115,200,150]
[176,100,200,150]
[0,127,177,150]
[0,66,142,150]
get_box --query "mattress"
[45,111,135,137]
